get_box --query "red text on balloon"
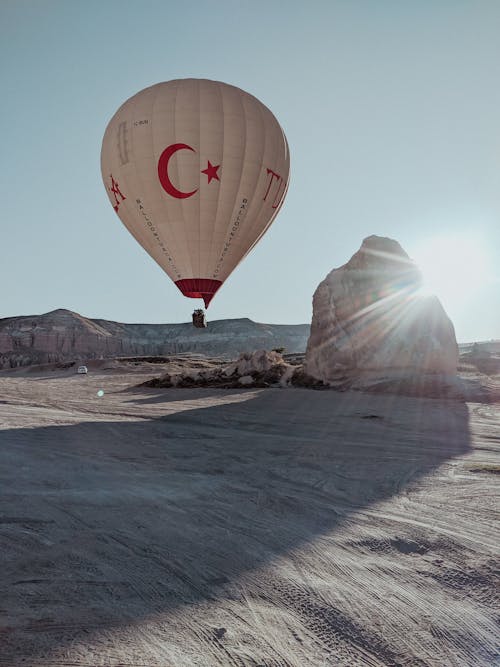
[263,168,285,209]
[109,175,126,212]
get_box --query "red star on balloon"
[201,160,220,184]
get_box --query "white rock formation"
[223,350,285,377]
[304,236,459,384]
[146,350,296,389]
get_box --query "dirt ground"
[0,361,498,666]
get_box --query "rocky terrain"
[134,348,497,403]
[0,309,309,369]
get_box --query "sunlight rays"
[411,234,493,306]
[308,240,459,377]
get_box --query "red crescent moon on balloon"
[158,143,198,199]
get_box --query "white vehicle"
[77,366,88,374]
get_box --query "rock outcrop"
[304,236,459,385]
[0,309,309,369]
[143,350,327,389]
[461,344,500,376]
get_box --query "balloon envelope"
[101,79,290,307]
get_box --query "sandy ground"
[0,362,498,666]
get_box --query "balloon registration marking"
[158,143,221,199]
[109,175,126,212]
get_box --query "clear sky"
[1,0,499,342]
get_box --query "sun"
[411,233,492,306]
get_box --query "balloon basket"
[192,309,207,329]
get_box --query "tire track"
[261,580,407,667]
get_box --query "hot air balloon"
[101,79,290,325]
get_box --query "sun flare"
[411,234,492,305]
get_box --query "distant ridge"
[0,309,310,369]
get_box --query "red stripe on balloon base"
[175,279,223,308]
